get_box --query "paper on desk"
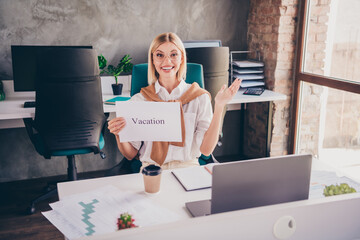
[116,101,182,142]
[309,170,360,199]
[42,185,180,240]
[233,73,264,80]
[232,60,264,68]
[172,164,217,191]
[42,210,83,240]
[240,80,265,88]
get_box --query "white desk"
[227,89,287,111]
[59,170,207,219]
[0,79,286,157]
[57,165,360,240]
[103,89,287,112]
[0,79,286,129]
[0,78,130,129]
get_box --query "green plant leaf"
[99,54,133,84]
[98,55,107,70]
[323,183,357,197]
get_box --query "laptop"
[186,154,312,217]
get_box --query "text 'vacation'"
[131,118,165,125]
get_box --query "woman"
[108,32,241,170]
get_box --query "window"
[303,0,360,83]
[292,0,360,180]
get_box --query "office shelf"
[230,51,265,89]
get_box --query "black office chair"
[24,48,107,214]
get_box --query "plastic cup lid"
[142,164,162,176]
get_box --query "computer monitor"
[11,45,93,92]
[183,40,222,49]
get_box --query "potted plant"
[98,54,133,95]
[0,81,5,101]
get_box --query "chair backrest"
[130,63,204,96]
[186,47,229,107]
[34,48,106,156]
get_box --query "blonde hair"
[147,32,187,85]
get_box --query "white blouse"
[129,80,213,164]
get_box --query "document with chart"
[42,185,179,240]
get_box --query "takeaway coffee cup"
[142,165,162,194]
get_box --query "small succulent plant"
[117,213,137,230]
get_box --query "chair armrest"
[23,118,52,158]
[23,118,37,144]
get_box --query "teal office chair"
[120,63,215,173]
[24,48,107,214]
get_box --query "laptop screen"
[210,154,312,214]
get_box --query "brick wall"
[297,0,330,157]
[243,0,357,158]
[245,0,298,157]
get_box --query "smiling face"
[147,32,187,86]
[152,42,183,82]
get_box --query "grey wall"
[0,0,249,182]
[0,0,249,79]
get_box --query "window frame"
[290,0,360,153]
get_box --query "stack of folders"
[232,60,265,89]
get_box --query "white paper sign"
[115,101,182,142]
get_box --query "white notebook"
[172,164,216,191]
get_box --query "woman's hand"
[108,117,138,159]
[214,78,242,108]
[200,78,242,156]
[108,117,126,135]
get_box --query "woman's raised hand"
[214,78,242,108]
[108,117,126,135]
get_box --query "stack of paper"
[231,60,265,89]
[232,60,264,68]
[42,185,179,240]
[240,81,265,88]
